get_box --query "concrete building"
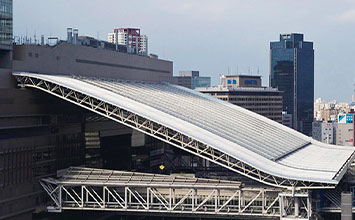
[108,28,148,55]
[0,23,173,219]
[335,123,354,146]
[311,113,354,146]
[220,75,262,88]
[174,70,211,89]
[139,34,148,55]
[65,28,128,53]
[312,121,334,144]
[335,114,355,146]
[12,42,173,83]
[270,33,314,136]
[197,75,283,123]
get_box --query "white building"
[139,34,148,55]
[108,28,148,55]
[312,121,334,144]
[335,113,354,146]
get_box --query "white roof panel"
[13,73,355,185]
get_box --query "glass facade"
[270,33,314,136]
[0,0,12,47]
[191,76,211,89]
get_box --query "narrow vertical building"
[270,33,314,136]
[139,34,148,55]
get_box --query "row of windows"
[232,102,282,106]
[0,19,11,27]
[246,108,283,112]
[227,79,237,84]
[0,1,12,14]
[0,32,11,38]
[218,97,282,102]
[244,80,258,85]
[0,147,33,187]
[226,79,258,85]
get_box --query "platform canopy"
[13,72,355,189]
[44,167,242,189]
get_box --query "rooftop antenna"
[237,65,239,74]
[257,66,260,75]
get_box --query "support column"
[294,197,299,217]
[341,192,352,220]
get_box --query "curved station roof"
[13,72,355,188]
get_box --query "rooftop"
[223,75,261,78]
[196,86,279,93]
[44,167,242,189]
[13,72,355,187]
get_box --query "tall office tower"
[0,0,12,67]
[270,33,314,136]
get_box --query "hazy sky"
[14,0,355,102]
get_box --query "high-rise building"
[0,0,12,47]
[0,0,12,68]
[108,28,146,54]
[282,111,293,128]
[270,33,314,136]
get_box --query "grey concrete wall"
[336,123,354,146]
[12,43,174,84]
[1,42,175,220]
[341,192,352,220]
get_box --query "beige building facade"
[221,75,262,88]
[197,87,283,123]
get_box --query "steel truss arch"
[14,74,338,189]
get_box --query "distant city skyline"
[13,0,355,102]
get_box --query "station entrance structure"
[13,72,355,219]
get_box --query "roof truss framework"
[39,167,284,218]
[13,74,351,189]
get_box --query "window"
[227,80,231,84]
[233,79,237,84]
[244,80,257,85]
